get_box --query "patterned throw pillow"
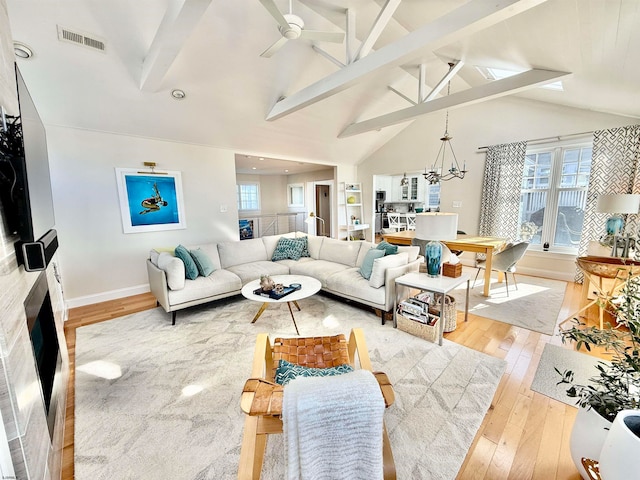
[376,240,398,255]
[294,236,310,257]
[274,359,355,386]
[272,237,306,261]
[174,244,199,280]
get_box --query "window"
[519,142,592,251]
[287,183,304,207]
[427,183,441,211]
[237,182,260,211]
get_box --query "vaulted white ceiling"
[6,0,640,168]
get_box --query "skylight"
[476,66,563,91]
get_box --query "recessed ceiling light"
[13,42,33,59]
[259,157,264,161]
[171,89,186,100]
[285,169,289,173]
[475,65,563,91]
[252,167,257,170]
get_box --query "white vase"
[598,409,640,480]
[570,406,612,479]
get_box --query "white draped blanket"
[283,369,385,480]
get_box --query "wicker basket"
[428,294,457,332]
[397,313,440,343]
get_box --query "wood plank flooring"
[61,282,609,480]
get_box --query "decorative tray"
[253,285,298,300]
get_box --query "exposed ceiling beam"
[266,0,550,121]
[140,0,212,92]
[346,8,357,64]
[388,86,416,106]
[354,0,402,61]
[339,69,570,138]
[423,61,464,102]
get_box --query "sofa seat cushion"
[274,257,315,269]
[226,261,290,285]
[289,259,349,286]
[168,269,242,306]
[325,268,386,306]
[218,238,268,269]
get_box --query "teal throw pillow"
[174,245,199,280]
[294,236,310,257]
[274,359,354,386]
[359,248,385,280]
[376,240,398,255]
[272,237,306,261]
[189,248,215,277]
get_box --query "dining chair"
[405,213,416,231]
[387,213,406,232]
[472,241,529,296]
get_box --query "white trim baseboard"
[65,284,151,310]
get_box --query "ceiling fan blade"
[260,36,289,58]
[259,0,290,30]
[299,30,345,43]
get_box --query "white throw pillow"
[369,252,409,288]
[158,252,186,290]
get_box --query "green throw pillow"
[174,245,199,280]
[359,248,385,280]
[272,237,306,261]
[189,248,215,277]
[274,359,354,386]
[376,240,398,255]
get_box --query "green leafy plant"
[557,274,640,422]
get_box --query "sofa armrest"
[147,259,170,312]
[382,257,422,311]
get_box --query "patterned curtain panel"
[479,141,528,240]
[576,124,640,281]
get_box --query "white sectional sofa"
[147,233,421,325]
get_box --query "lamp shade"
[415,213,458,241]
[596,194,640,214]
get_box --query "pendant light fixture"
[400,173,409,187]
[423,63,468,185]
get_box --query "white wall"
[358,96,635,279]
[47,126,239,306]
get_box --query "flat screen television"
[0,65,55,260]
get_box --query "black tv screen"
[0,64,55,244]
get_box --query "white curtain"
[478,141,528,241]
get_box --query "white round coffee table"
[241,275,321,335]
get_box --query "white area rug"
[449,267,568,335]
[75,294,506,480]
[531,343,606,407]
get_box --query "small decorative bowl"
[290,283,301,290]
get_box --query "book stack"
[397,297,438,326]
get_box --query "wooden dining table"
[381,230,507,297]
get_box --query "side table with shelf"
[394,272,470,346]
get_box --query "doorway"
[315,184,331,237]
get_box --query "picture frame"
[115,168,186,233]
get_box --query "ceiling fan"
[258,0,345,58]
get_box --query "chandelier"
[423,63,468,185]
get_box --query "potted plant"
[557,273,640,477]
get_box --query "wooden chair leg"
[382,423,396,480]
[238,415,267,480]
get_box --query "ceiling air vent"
[57,25,106,52]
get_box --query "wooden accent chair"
[238,328,396,479]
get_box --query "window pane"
[554,206,585,247]
[519,191,547,245]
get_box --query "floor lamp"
[305,212,325,236]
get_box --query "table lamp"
[596,194,640,235]
[415,213,458,277]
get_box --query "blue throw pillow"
[272,237,306,261]
[189,248,215,277]
[174,245,199,280]
[376,240,398,255]
[359,248,385,280]
[294,236,310,257]
[274,359,354,386]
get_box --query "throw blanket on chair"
[282,369,385,480]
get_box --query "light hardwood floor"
[61,282,609,480]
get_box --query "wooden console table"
[381,231,506,297]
